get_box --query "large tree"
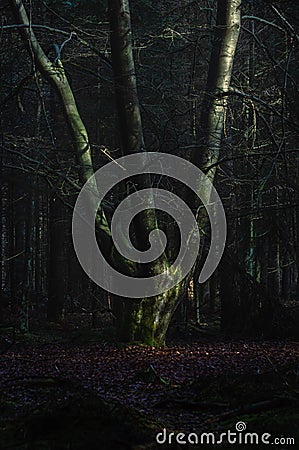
[9,0,241,345]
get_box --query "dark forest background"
[1,2,299,449]
[1,0,299,340]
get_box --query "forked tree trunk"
[11,0,241,346]
[108,0,179,345]
[108,0,241,345]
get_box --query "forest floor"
[0,325,298,449]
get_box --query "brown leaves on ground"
[1,339,298,433]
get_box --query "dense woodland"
[0,1,299,449]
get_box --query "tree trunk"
[10,183,26,317]
[194,275,201,327]
[220,252,236,333]
[19,185,35,333]
[11,0,241,346]
[108,0,241,345]
[209,271,217,314]
[108,0,177,345]
[47,194,67,323]
[9,0,111,239]
[191,0,241,182]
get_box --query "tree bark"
[108,0,178,345]
[191,0,241,182]
[107,0,241,345]
[9,0,111,239]
[11,0,241,346]
[108,0,167,263]
[194,0,241,330]
[19,185,35,332]
[47,193,67,323]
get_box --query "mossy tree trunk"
[11,0,241,346]
[107,0,241,345]
[108,0,179,345]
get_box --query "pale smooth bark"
[107,0,241,345]
[11,0,242,346]
[9,0,110,238]
[192,0,241,182]
[192,0,241,325]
